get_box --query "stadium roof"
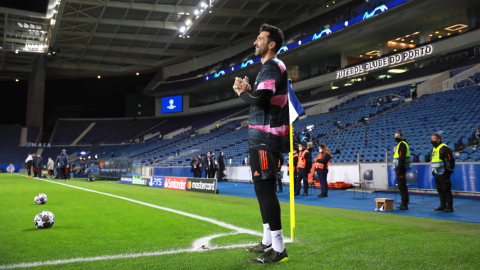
[0,0,335,79]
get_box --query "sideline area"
[217,182,480,224]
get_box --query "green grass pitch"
[1,173,480,269]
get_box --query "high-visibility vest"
[431,143,452,175]
[393,141,411,170]
[315,153,323,169]
[287,154,298,172]
[297,150,309,169]
[316,153,331,170]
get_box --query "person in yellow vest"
[216,123,220,130]
[430,133,455,212]
[275,155,285,193]
[295,143,312,196]
[316,143,332,197]
[393,131,411,210]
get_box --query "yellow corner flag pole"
[289,123,295,242]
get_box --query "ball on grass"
[34,211,55,229]
[34,193,48,205]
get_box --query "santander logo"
[164,177,187,191]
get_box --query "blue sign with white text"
[148,176,164,188]
[161,95,183,114]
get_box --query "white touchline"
[0,243,254,270]
[0,175,291,269]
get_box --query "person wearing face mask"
[430,133,455,212]
[315,144,332,197]
[295,143,312,196]
[393,131,411,210]
[300,129,310,142]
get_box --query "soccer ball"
[34,211,55,229]
[34,193,48,205]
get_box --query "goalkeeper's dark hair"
[259,23,284,53]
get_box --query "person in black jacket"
[32,154,38,177]
[35,154,43,178]
[55,149,70,182]
[217,152,225,182]
[203,152,211,178]
[295,143,312,196]
[211,153,217,178]
[197,156,203,178]
[190,156,198,178]
[275,154,285,193]
[430,133,455,212]
[393,131,411,210]
[316,144,332,197]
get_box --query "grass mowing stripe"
[20,175,265,238]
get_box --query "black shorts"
[249,149,281,181]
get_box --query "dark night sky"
[0,72,157,127]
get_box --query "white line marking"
[0,243,255,270]
[21,175,265,237]
[2,175,291,269]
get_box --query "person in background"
[300,129,310,142]
[35,154,43,178]
[47,157,54,178]
[158,133,162,141]
[32,154,38,177]
[275,154,285,193]
[211,152,217,178]
[292,131,299,145]
[203,152,211,178]
[25,153,33,177]
[55,149,69,182]
[197,156,204,178]
[190,156,198,178]
[111,152,114,158]
[393,131,411,210]
[295,142,312,196]
[410,83,417,100]
[316,144,332,197]
[307,142,315,183]
[216,123,220,130]
[217,151,225,182]
[94,154,98,160]
[430,133,455,212]
[472,126,480,140]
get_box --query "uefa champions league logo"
[167,99,176,110]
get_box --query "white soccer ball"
[34,193,48,205]
[34,211,55,229]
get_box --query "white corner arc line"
[0,243,255,270]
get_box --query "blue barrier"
[152,167,197,178]
[0,164,20,172]
[388,164,480,192]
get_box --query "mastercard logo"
[187,181,192,189]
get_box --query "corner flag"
[288,79,305,124]
[287,79,304,242]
